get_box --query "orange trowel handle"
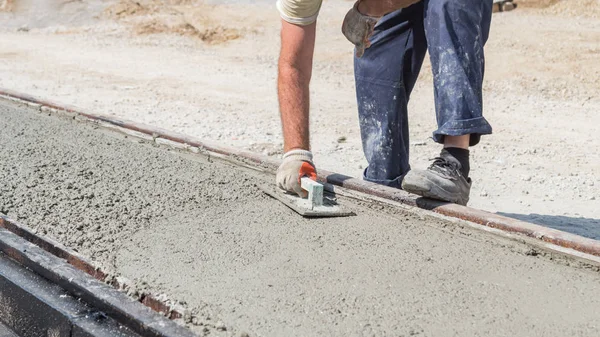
[298,161,317,183]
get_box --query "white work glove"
[276,149,317,198]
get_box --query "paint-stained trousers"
[355,0,493,188]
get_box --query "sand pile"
[104,0,253,43]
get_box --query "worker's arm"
[278,20,315,152]
[277,0,410,147]
[276,19,318,196]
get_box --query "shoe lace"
[428,156,461,178]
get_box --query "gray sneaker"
[401,157,471,205]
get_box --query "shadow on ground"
[498,212,600,240]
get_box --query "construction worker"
[276,0,493,205]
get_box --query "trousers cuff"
[432,116,492,146]
[362,167,406,189]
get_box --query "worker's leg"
[426,0,493,146]
[354,2,427,188]
[401,0,493,205]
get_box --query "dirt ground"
[2,99,600,337]
[0,0,598,238]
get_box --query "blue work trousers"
[355,0,493,188]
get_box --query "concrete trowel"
[260,177,355,218]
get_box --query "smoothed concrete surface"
[1,100,599,337]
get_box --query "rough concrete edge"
[0,228,197,337]
[333,183,600,267]
[0,215,188,321]
[0,90,598,257]
[437,211,600,267]
[0,214,107,280]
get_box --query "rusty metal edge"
[0,88,599,259]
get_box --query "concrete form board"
[70,316,138,337]
[0,252,74,337]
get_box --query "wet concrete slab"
[1,99,600,337]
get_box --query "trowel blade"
[258,185,355,218]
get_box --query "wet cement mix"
[1,99,600,337]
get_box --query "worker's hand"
[276,149,317,198]
[342,0,421,57]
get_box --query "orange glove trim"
[298,161,317,183]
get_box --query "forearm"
[277,20,316,152]
[278,66,310,152]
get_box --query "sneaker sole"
[401,176,469,206]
